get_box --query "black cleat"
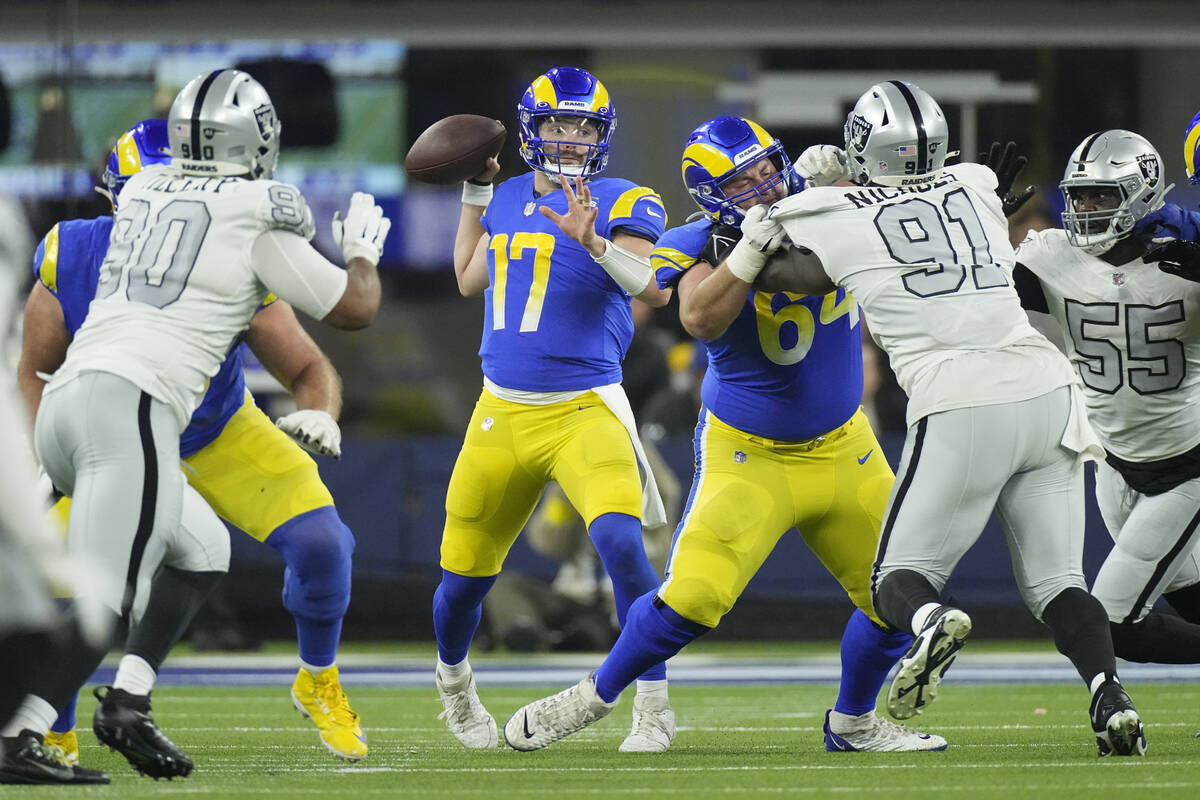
[0,729,109,785]
[93,685,194,779]
[887,607,972,720]
[1089,680,1147,757]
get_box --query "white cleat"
[823,709,948,752]
[504,673,615,752]
[619,694,675,753]
[887,607,972,720]
[436,668,497,749]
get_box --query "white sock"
[112,654,158,696]
[634,679,669,700]
[1,695,57,738]
[438,658,471,683]
[1089,672,1116,695]
[827,709,871,729]
[911,603,944,635]
[301,660,333,676]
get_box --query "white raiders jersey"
[771,163,1076,425]
[1016,228,1200,462]
[48,165,343,427]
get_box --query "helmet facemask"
[526,114,611,178]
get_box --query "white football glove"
[796,144,851,187]
[725,204,789,283]
[276,409,342,459]
[332,192,391,266]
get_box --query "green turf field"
[5,644,1199,798]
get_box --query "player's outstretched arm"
[16,282,71,425]
[676,258,750,340]
[455,157,500,297]
[246,300,344,458]
[541,174,670,307]
[754,247,837,296]
[325,192,389,329]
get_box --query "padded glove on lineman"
[1144,238,1200,283]
[983,141,1036,217]
[725,205,789,283]
[795,145,850,186]
[276,409,342,459]
[332,192,391,266]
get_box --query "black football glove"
[983,140,1036,217]
[1144,238,1200,283]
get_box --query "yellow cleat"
[290,665,368,760]
[43,730,79,765]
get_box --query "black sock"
[1110,610,1200,664]
[873,569,940,633]
[126,568,223,671]
[1164,583,1200,624]
[1041,587,1116,684]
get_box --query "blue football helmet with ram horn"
[1185,109,1200,185]
[517,66,616,178]
[100,119,171,209]
[681,116,802,226]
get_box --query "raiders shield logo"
[254,104,277,140]
[846,114,872,153]
[1137,154,1160,183]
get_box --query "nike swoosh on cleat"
[895,684,921,698]
[857,450,873,465]
[523,712,535,739]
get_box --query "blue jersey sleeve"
[600,185,667,243]
[651,220,712,290]
[33,217,112,336]
[1136,202,1200,241]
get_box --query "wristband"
[594,239,654,295]
[724,239,769,283]
[462,181,494,206]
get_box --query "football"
[404,114,507,185]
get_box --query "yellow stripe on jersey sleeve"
[38,223,61,293]
[609,187,667,226]
[650,246,697,275]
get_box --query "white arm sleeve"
[250,229,350,321]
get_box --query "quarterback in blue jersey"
[505,116,947,753]
[17,120,368,763]
[435,66,677,752]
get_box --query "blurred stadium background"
[5,0,1200,648]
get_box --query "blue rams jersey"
[651,218,863,441]
[479,173,667,391]
[32,216,249,457]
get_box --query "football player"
[6,69,388,778]
[1012,129,1200,668]
[746,82,1140,756]
[435,66,674,752]
[20,116,376,767]
[505,115,946,753]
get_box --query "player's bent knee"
[660,577,734,629]
[268,507,354,621]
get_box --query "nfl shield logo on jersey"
[1112,272,1125,286]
